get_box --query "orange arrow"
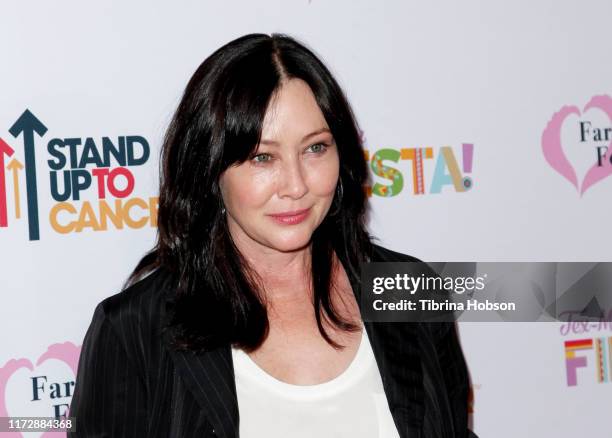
[7,158,23,219]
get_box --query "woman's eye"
[307,143,328,153]
[251,153,272,163]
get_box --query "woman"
[69,33,477,438]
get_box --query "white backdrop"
[1,1,611,437]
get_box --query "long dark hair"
[126,33,373,353]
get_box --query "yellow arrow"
[7,158,23,219]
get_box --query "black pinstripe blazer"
[69,244,478,438]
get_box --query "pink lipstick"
[267,208,311,225]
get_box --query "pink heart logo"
[0,342,80,438]
[541,95,612,195]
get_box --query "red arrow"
[0,138,16,227]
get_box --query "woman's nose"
[277,159,308,199]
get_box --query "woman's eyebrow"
[260,127,331,146]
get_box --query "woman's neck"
[228,232,313,301]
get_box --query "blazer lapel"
[167,344,239,438]
[364,321,425,438]
[339,248,426,438]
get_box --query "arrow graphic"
[7,158,24,218]
[0,138,15,227]
[9,109,48,240]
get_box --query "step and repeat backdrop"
[1,1,611,437]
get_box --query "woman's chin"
[267,233,313,253]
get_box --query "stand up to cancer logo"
[0,109,157,241]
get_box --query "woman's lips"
[267,208,311,225]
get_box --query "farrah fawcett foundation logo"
[542,95,612,196]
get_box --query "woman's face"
[219,78,339,254]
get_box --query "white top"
[231,326,401,438]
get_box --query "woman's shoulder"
[102,266,171,313]
[88,265,173,343]
[370,243,443,282]
[370,242,422,263]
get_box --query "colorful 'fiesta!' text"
[0,109,157,240]
[364,143,474,197]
